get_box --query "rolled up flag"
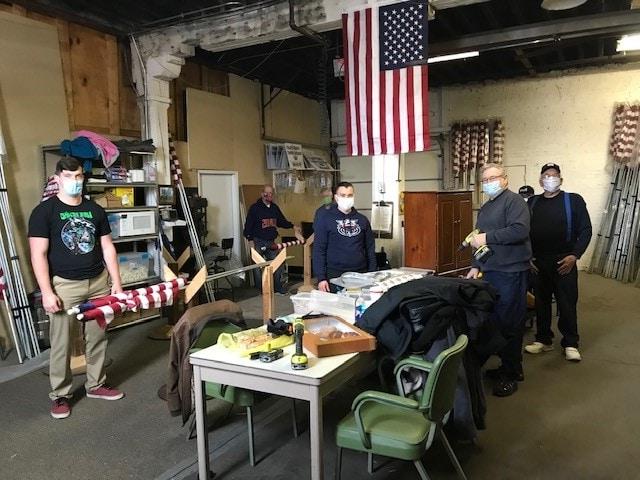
[78,302,127,329]
[67,293,128,315]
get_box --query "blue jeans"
[483,270,528,378]
[253,238,284,293]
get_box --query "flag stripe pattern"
[343,1,430,156]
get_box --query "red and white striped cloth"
[268,239,305,250]
[342,2,430,156]
[0,267,6,301]
[168,137,183,183]
[128,278,185,298]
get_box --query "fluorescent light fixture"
[617,33,640,52]
[428,51,480,64]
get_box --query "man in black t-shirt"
[524,163,592,362]
[28,156,124,419]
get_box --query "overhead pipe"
[288,0,328,47]
[288,0,331,137]
[133,0,282,34]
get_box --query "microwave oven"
[118,211,156,237]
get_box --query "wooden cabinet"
[404,191,473,273]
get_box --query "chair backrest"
[417,334,468,422]
[221,237,234,251]
[191,319,243,351]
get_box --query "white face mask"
[542,176,561,193]
[482,180,502,198]
[336,196,354,212]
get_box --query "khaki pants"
[49,270,110,400]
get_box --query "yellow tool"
[291,320,308,370]
[459,229,493,263]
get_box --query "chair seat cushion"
[336,402,431,461]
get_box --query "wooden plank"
[185,266,207,304]
[162,245,176,264]
[56,19,75,130]
[118,41,141,136]
[271,248,287,271]
[106,35,119,135]
[262,265,273,323]
[299,233,315,292]
[68,23,112,132]
[251,247,265,265]
[177,246,191,270]
[163,264,177,281]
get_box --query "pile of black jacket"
[357,275,505,435]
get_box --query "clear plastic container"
[290,292,313,315]
[107,214,120,239]
[118,252,153,285]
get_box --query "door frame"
[197,170,241,258]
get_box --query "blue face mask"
[482,180,502,198]
[62,179,83,197]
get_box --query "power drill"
[459,229,493,263]
[290,321,308,370]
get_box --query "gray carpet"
[1,275,640,479]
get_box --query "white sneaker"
[524,341,554,354]
[565,347,582,362]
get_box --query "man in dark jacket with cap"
[524,163,592,362]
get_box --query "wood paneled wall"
[0,3,140,137]
[168,61,229,141]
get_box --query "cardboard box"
[107,187,134,207]
[302,316,376,357]
[94,193,122,209]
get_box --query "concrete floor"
[1,273,639,479]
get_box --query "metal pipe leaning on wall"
[589,103,640,285]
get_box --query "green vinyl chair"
[335,334,469,480]
[189,319,299,466]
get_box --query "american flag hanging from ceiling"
[343,0,430,156]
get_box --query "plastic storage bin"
[290,292,313,315]
[289,290,356,323]
[107,214,120,239]
[118,252,153,285]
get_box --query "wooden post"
[298,233,315,293]
[252,247,287,324]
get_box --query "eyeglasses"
[481,175,504,184]
[542,173,560,179]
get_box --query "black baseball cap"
[541,163,561,175]
[518,185,534,196]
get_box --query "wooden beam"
[9,0,130,36]
[177,247,191,270]
[185,266,207,304]
[105,35,120,135]
[298,234,315,293]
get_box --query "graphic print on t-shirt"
[59,211,96,255]
[336,218,361,237]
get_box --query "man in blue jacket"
[312,182,376,293]
[467,163,532,397]
[243,185,302,294]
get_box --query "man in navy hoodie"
[244,185,302,294]
[313,182,376,293]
